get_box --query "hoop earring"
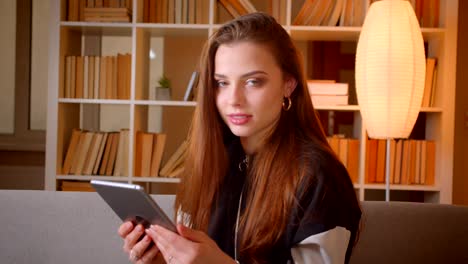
[282,97,292,111]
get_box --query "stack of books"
[307,80,349,106]
[84,7,132,22]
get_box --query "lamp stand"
[385,138,391,202]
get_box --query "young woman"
[119,12,361,264]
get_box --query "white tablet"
[90,180,177,233]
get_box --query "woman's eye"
[216,80,228,88]
[246,79,262,87]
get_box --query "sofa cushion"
[0,190,175,264]
[350,201,468,264]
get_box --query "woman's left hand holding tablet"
[145,224,237,264]
[118,221,162,264]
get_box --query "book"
[425,140,436,185]
[92,132,109,175]
[400,140,410,185]
[183,71,199,101]
[88,56,95,99]
[99,132,115,175]
[311,95,349,106]
[347,139,360,183]
[421,58,437,107]
[106,56,114,99]
[305,0,330,26]
[420,140,427,184]
[75,56,84,99]
[408,140,417,184]
[365,139,378,183]
[113,129,129,176]
[338,138,348,166]
[389,139,396,184]
[415,140,422,184]
[293,0,314,25]
[70,56,76,98]
[134,131,143,176]
[393,140,403,184]
[105,131,120,175]
[68,0,80,21]
[73,132,95,175]
[83,56,89,99]
[226,0,249,15]
[82,132,104,175]
[326,0,345,26]
[62,129,82,175]
[140,132,155,177]
[94,56,100,99]
[61,181,95,192]
[160,140,188,177]
[238,0,256,13]
[83,7,132,22]
[319,0,335,26]
[218,0,241,18]
[150,133,167,177]
[64,56,72,98]
[99,56,107,99]
[328,136,341,156]
[307,81,349,95]
[375,139,386,183]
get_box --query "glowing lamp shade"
[355,0,426,139]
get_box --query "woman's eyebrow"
[214,71,268,79]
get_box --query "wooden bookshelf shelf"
[58,98,132,105]
[47,0,459,201]
[134,100,197,107]
[59,22,133,36]
[135,23,211,37]
[363,184,440,192]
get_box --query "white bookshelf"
[46,0,459,202]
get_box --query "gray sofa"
[1,190,467,264]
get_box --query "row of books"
[62,129,130,176]
[62,128,186,178]
[217,0,287,24]
[293,0,366,26]
[67,0,133,22]
[371,0,439,28]
[308,80,349,106]
[143,0,209,24]
[60,180,95,192]
[159,140,188,178]
[422,57,437,107]
[63,54,131,100]
[365,139,435,185]
[327,136,360,183]
[134,132,167,177]
[217,0,256,18]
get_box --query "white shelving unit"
[46,0,458,202]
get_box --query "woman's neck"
[240,137,261,155]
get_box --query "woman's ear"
[284,77,298,97]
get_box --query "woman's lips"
[227,114,252,125]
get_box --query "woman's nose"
[227,83,244,105]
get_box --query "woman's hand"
[145,224,237,264]
[118,221,164,263]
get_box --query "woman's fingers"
[177,224,212,244]
[123,224,145,253]
[118,221,134,238]
[129,234,154,261]
[146,225,186,263]
[138,243,160,263]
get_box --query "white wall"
[0,1,16,134]
[0,1,50,133]
[30,0,50,130]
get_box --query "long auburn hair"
[176,12,336,263]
